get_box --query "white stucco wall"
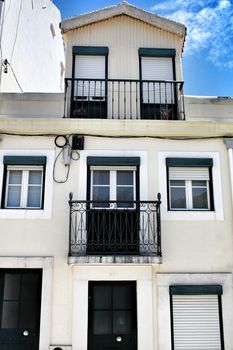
[0,0,65,93]
[0,134,233,348]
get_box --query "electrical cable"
[53,146,71,184]
[0,0,6,86]
[71,151,80,161]
[8,61,23,92]
[10,0,23,63]
[0,131,231,142]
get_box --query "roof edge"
[60,2,186,40]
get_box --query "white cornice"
[1,118,233,138]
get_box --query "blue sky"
[53,0,233,97]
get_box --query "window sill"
[0,208,51,219]
[162,210,220,221]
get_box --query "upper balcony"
[64,78,185,120]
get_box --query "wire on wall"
[53,136,80,184]
[8,61,23,92]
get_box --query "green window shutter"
[139,48,176,57]
[170,285,223,295]
[87,157,140,166]
[166,158,213,167]
[73,46,109,56]
[3,156,47,166]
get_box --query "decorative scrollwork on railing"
[68,194,162,257]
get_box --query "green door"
[0,269,42,350]
[88,281,137,350]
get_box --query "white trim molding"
[77,150,148,201]
[72,266,153,350]
[0,150,54,219]
[0,256,54,350]
[158,151,224,220]
[157,272,233,350]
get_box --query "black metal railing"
[64,78,185,120]
[68,193,162,257]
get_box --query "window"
[139,48,176,119]
[170,285,224,350]
[71,46,108,118]
[91,168,136,208]
[2,156,46,209]
[86,157,140,255]
[166,158,213,211]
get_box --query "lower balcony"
[68,194,162,264]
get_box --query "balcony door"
[88,281,137,350]
[139,49,177,120]
[71,46,108,118]
[87,165,140,255]
[0,269,42,350]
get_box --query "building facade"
[0,2,233,350]
[0,0,65,92]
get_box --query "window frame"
[4,165,45,209]
[72,46,108,98]
[169,285,225,350]
[90,166,137,209]
[158,152,223,221]
[0,153,54,219]
[86,157,140,208]
[168,167,213,211]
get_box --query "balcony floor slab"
[68,255,162,265]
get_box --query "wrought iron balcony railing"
[64,78,185,120]
[68,194,162,257]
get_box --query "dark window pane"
[7,186,21,207]
[117,187,134,206]
[170,187,186,209]
[93,311,111,335]
[27,186,41,208]
[92,187,110,208]
[113,311,131,334]
[8,171,22,185]
[3,274,20,300]
[1,301,19,328]
[93,286,111,309]
[21,274,39,299]
[28,171,42,185]
[93,171,109,185]
[192,180,207,187]
[113,286,132,309]
[170,180,185,186]
[117,171,133,186]
[192,187,208,209]
[19,301,36,328]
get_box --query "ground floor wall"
[0,259,232,350]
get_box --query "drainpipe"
[224,138,233,205]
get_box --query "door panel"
[0,269,42,350]
[88,282,137,350]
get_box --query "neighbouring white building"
[0,2,233,350]
[0,0,65,93]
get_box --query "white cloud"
[218,0,231,10]
[151,0,233,68]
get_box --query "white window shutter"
[172,295,222,350]
[141,57,174,103]
[169,167,210,181]
[141,57,173,81]
[75,55,105,79]
[74,55,105,98]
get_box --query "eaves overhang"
[1,119,233,139]
[60,2,186,43]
